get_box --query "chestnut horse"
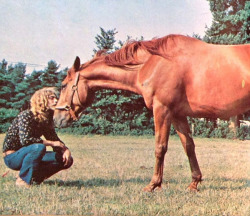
[54,34,250,192]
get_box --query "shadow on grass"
[43,176,249,190]
[43,177,152,189]
[202,177,250,190]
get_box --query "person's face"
[47,94,58,111]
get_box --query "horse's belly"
[187,92,250,118]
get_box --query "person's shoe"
[16,177,31,188]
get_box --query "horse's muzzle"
[53,110,72,128]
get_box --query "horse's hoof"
[187,187,199,192]
[143,184,163,192]
[143,185,154,192]
[154,186,163,192]
[187,184,199,192]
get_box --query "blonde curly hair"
[30,87,59,123]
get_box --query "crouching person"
[2,87,73,188]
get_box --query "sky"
[0,0,213,74]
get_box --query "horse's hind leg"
[173,117,202,191]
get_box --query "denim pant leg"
[32,151,73,184]
[4,144,46,184]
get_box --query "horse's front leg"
[172,117,202,191]
[143,102,171,192]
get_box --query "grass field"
[0,134,249,215]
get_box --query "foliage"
[186,118,250,140]
[59,90,155,136]
[93,27,118,54]
[204,0,250,44]
[211,120,231,138]
[0,108,19,132]
[189,118,215,138]
[236,125,250,140]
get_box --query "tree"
[54,67,67,89]
[0,60,25,131]
[93,27,118,54]
[8,63,28,109]
[40,60,60,86]
[0,59,11,108]
[204,0,250,44]
[0,61,27,109]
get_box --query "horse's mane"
[80,53,105,70]
[104,34,185,67]
[80,35,198,69]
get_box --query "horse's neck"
[82,65,141,94]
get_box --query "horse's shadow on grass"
[43,177,152,189]
[43,177,249,190]
[203,177,250,191]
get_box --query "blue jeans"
[4,144,73,184]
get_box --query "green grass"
[0,134,249,215]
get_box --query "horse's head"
[54,56,94,128]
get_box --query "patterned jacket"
[2,110,61,152]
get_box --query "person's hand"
[62,149,72,166]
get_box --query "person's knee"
[31,144,46,155]
[64,156,74,169]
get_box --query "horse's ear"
[73,56,81,71]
